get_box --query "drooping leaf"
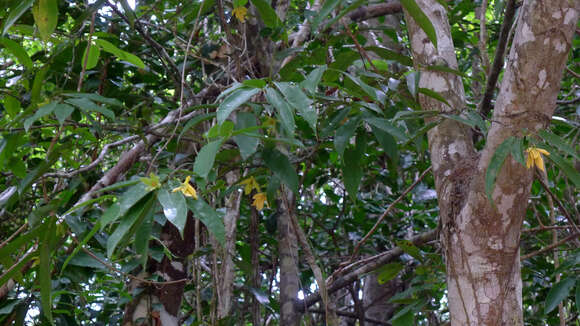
[418,87,450,106]
[377,262,404,284]
[194,139,222,180]
[65,97,115,119]
[275,82,317,133]
[1,0,34,35]
[32,0,58,41]
[62,92,123,107]
[94,38,145,68]
[366,46,413,66]
[544,148,580,188]
[0,38,33,69]
[400,0,438,49]
[262,148,299,194]
[157,189,188,237]
[364,117,408,142]
[250,0,282,28]
[334,116,360,157]
[485,137,515,202]
[23,102,57,132]
[82,41,101,69]
[391,310,414,326]
[233,112,260,160]
[39,217,56,324]
[539,130,580,161]
[265,87,295,136]
[311,0,341,33]
[216,87,260,124]
[544,277,575,313]
[107,194,155,258]
[301,65,327,93]
[343,146,363,201]
[53,103,75,125]
[188,198,226,246]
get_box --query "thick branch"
[348,2,402,22]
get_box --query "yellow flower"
[525,147,550,172]
[172,176,198,199]
[232,6,247,23]
[252,192,268,210]
[239,176,261,195]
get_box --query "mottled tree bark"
[362,273,403,325]
[404,0,579,325]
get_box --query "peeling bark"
[405,0,579,325]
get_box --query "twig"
[0,223,27,250]
[477,0,490,76]
[77,12,96,92]
[342,20,379,74]
[522,225,577,233]
[534,169,579,234]
[478,0,516,118]
[520,232,579,261]
[349,166,432,261]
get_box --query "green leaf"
[107,194,155,258]
[262,148,299,194]
[275,82,317,133]
[65,97,115,119]
[250,0,282,28]
[157,189,188,237]
[32,0,58,41]
[418,88,450,106]
[67,251,108,270]
[53,104,75,124]
[0,38,33,69]
[405,71,419,98]
[372,126,399,163]
[511,137,525,166]
[400,0,438,49]
[576,279,580,313]
[194,139,222,180]
[188,198,225,246]
[364,117,408,142]
[82,41,101,69]
[366,46,413,66]
[24,102,57,131]
[265,87,295,136]
[391,310,414,326]
[343,147,363,201]
[216,87,260,124]
[233,112,259,160]
[242,78,267,89]
[539,130,580,161]
[1,0,34,35]
[544,149,580,188]
[376,262,404,284]
[545,277,575,314]
[61,220,103,274]
[311,0,340,32]
[39,218,56,324]
[0,250,37,287]
[3,95,20,117]
[134,205,154,268]
[100,202,121,229]
[62,92,123,107]
[100,182,154,229]
[342,72,379,102]
[179,112,216,139]
[334,116,360,157]
[94,38,145,68]
[485,137,515,202]
[301,65,327,93]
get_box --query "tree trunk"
[404,0,579,325]
[278,189,300,326]
[362,273,403,324]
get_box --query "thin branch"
[534,169,579,234]
[308,309,392,326]
[348,2,402,22]
[520,232,580,261]
[349,166,432,261]
[0,223,27,250]
[522,225,577,233]
[297,229,437,312]
[478,0,517,118]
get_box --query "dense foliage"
[0,0,578,325]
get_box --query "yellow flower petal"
[239,176,261,195]
[172,176,198,199]
[252,192,268,210]
[536,148,550,156]
[525,147,549,171]
[232,6,247,23]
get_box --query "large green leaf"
[62,92,123,107]
[23,102,57,131]
[544,277,575,313]
[311,0,341,32]
[366,46,413,66]
[400,0,438,49]
[53,103,75,124]
[82,41,101,69]
[194,139,222,180]
[32,0,58,41]
[39,217,56,324]
[233,112,260,160]
[216,87,260,124]
[265,87,295,136]
[1,0,34,35]
[364,117,408,142]
[544,149,580,188]
[0,38,33,69]
[65,97,115,119]
[377,263,405,284]
[107,194,155,258]
[275,82,317,133]
[342,146,363,201]
[188,198,225,246]
[539,130,580,161]
[301,65,327,93]
[485,137,515,202]
[94,38,145,68]
[250,0,282,28]
[262,148,299,194]
[157,189,188,237]
[334,116,360,157]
